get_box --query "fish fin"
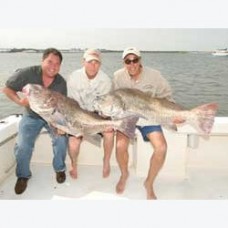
[83,134,102,147]
[111,112,144,120]
[51,109,68,126]
[116,116,138,139]
[83,126,105,135]
[163,123,178,132]
[144,91,154,97]
[191,103,218,134]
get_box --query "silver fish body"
[22,84,137,140]
[93,88,218,135]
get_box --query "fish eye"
[96,97,104,103]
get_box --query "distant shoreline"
[0,48,210,54]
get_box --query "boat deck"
[1,115,228,200]
[1,162,228,200]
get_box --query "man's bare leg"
[144,132,167,200]
[68,136,82,179]
[115,132,130,194]
[102,131,114,178]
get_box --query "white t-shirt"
[67,67,112,111]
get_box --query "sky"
[1,0,228,51]
[1,28,228,51]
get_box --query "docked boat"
[212,48,228,56]
[1,114,228,200]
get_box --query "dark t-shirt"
[5,65,67,117]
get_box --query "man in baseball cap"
[83,48,101,62]
[67,48,114,179]
[112,46,179,200]
[122,47,141,59]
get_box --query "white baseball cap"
[83,48,101,62]
[122,47,141,59]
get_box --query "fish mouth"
[22,84,30,96]
[92,97,103,112]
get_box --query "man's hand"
[19,97,30,107]
[56,128,67,135]
[103,126,114,133]
[172,117,185,124]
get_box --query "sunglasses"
[124,58,139,65]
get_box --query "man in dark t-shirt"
[3,48,68,195]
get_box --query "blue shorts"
[136,125,163,142]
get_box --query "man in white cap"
[67,48,114,179]
[112,47,179,200]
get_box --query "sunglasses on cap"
[124,58,140,65]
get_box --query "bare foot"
[144,181,157,200]
[116,173,129,194]
[69,167,78,179]
[103,160,111,178]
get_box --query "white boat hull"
[212,49,228,56]
[1,114,228,199]
[212,52,228,56]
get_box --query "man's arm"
[2,87,29,107]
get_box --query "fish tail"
[116,116,138,139]
[191,103,218,134]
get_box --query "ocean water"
[0,51,227,119]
